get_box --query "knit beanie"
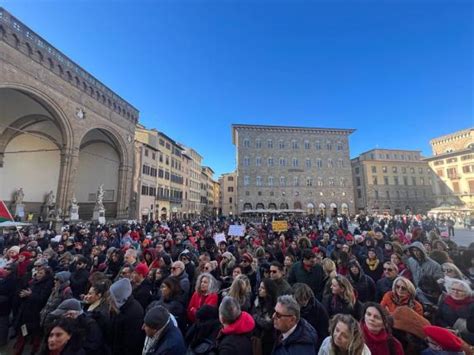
[110,278,132,309]
[134,263,149,278]
[423,325,463,351]
[55,271,71,283]
[8,246,20,255]
[144,306,170,330]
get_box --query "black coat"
[300,297,329,351]
[347,272,375,303]
[322,294,361,320]
[375,277,395,302]
[272,318,318,355]
[0,273,17,316]
[143,321,186,355]
[111,296,145,355]
[133,279,153,310]
[288,262,325,300]
[70,268,90,298]
[15,274,54,333]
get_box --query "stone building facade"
[219,172,238,216]
[0,7,137,220]
[351,149,435,214]
[232,124,355,216]
[424,128,474,210]
[182,146,203,218]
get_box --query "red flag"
[0,201,14,222]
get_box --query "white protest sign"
[228,225,245,236]
[213,233,226,245]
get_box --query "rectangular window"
[267,140,273,148]
[371,166,377,173]
[315,141,321,150]
[403,176,408,186]
[243,157,250,166]
[280,176,286,186]
[144,149,149,157]
[437,169,444,177]
[355,167,360,174]
[268,157,274,166]
[356,177,361,186]
[469,180,474,193]
[280,158,286,167]
[306,177,313,186]
[410,167,415,174]
[152,152,155,160]
[337,143,343,151]
[244,176,249,186]
[229,197,233,203]
[420,177,425,185]
[292,141,298,149]
[279,141,285,149]
[256,176,262,186]
[447,158,458,164]
[306,159,311,168]
[392,166,398,173]
[447,168,458,179]
[463,165,474,173]
[293,158,298,167]
[372,176,378,185]
[243,139,250,148]
[394,176,399,185]
[384,176,389,185]
[268,176,274,186]
[326,142,332,150]
[294,176,299,186]
[256,157,261,166]
[227,187,234,192]
[418,167,423,174]
[357,189,362,198]
[317,159,322,168]
[305,141,310,149]
[382,166,387,173]
[402,167,407,174]
[256,140,262,149]
[227,176,234,181]
[386,190,390,198]
[374,190,379,199]
[452,181,460,193]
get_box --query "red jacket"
[187,291,218,323]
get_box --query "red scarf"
[444,295,473,311]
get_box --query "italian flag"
[0,201,14,222]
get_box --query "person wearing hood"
[141,305,186,355]
[404,241,443,287]
[40,271,73,329]
[347,259,376,303]
[217,296,255,355]
[272,294,318,355]
[109,278,145,355]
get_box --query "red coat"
[187,291,218,323]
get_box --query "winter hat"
[110,278,132,309]
[51,298,83,317]
[54,271,71,283]
[423,325,462,351]
[134,263,149,278]
[144,306,170,330]
[241,253,253,263]
[8,246,20,255]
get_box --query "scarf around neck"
[444,295,473,311]
[366,258,379,271]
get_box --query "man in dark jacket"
[131,263,153,310]
[110,278,145,355]
[70,255,90,298]
[288,249,324,300]
[270,262,292,296]
[141,305,186,355]
[217,296,255,355]
[272,295,318,355]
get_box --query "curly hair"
[329,313,365,355]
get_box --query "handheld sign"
[228,225,245,237]
[213,233,226,245]
[272,220,288,232]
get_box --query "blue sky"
[2,0,472,178]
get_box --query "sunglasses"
[171,267,181,271]
[443,268,453,273]
[270,270,278,274]
[396,285,407,291]
[273,311,294,319]
[383,268,394,271]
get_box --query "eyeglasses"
[273,311,294,319]
[451,288,466,294]
[171,267,181,271]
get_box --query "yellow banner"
[272,220,288,232]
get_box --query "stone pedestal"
[93,207,106,224]
[13,203,25,220]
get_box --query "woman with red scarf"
[360,302,404,355]
[435,277,474,344]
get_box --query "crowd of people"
[0,213,473,355]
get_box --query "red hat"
[134,263,149,278]
[423,325,462,351]
[345,234,354,242]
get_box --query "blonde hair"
[392,276,416,297]
[442,262,465,280]
[322,258,336,276]
[329,314,365,355]
[334,275,356,307]
[228,274,251,306]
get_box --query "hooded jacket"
[405,242,443,287]
[347,261,376,303]
[273,318,318,355]
[217,311,255,355]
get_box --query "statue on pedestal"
[13,188,25,219]
[93,185,106,224]
[44,190,56,220]
[69,195,79,221]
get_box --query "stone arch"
[294,201,302,210]
[0,85,74,215]
[280,202,289,210]
[268,203,277,210]
[243,203,252,211]
[307,202,315,215]
[256,202,265,210]
[319,203,326,215]
[330,203,337,216]
[341,203,349,215]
